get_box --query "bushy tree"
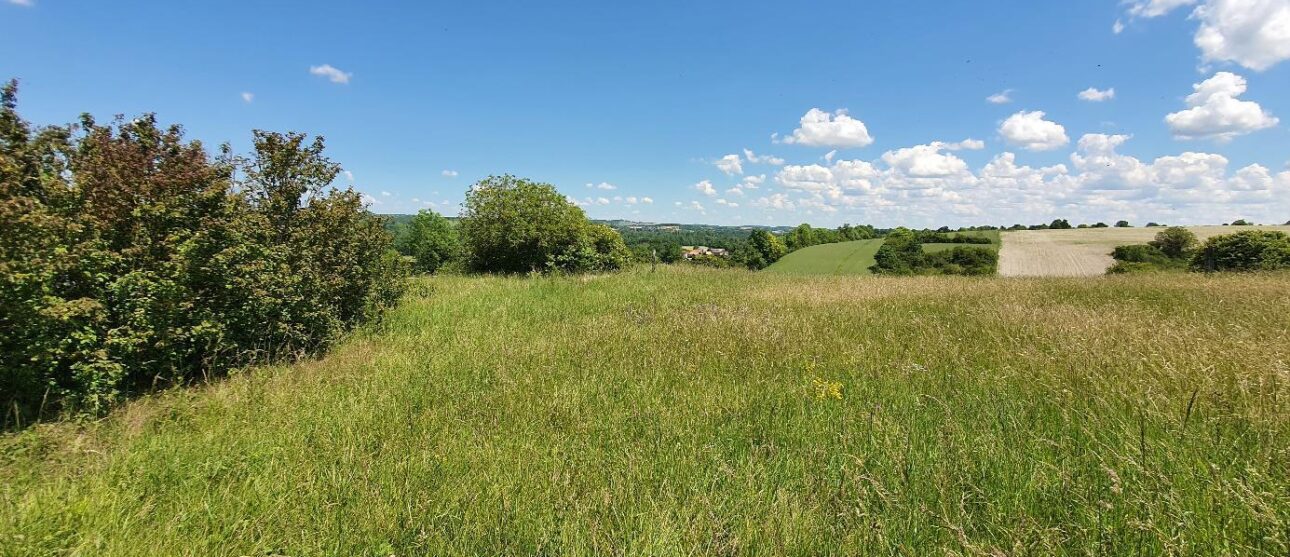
[1148,226,1197,259]
[744,229,787,270]
[1191,230,1290,272]
[0,82,405,425]
[1048,219,1072,229]
[459,175,628,273]
[1115,220,1131,228]
[396,209,460,273]
[870,228,925,275]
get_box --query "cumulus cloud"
[380,191,391,197]
[241,92,254,103]
[694,180,718,197]
[6,0,34,6]
[881,142,973,178]
[309,64,352,84]
[1165,72,1278,140]
[641,197,653,204]
[781,108,874,147]
[999,111,1069,151]
[442,170,459,177]
[1128,0,1290,71]
[986,90,1014,104]
[343,170,355,182]
[743,149,785,165]
[715,154,743,175]
[586,182,617,190]
[1194,0,1290,71]
[1078,87,1116,102]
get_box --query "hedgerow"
[0,81,405,425]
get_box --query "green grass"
[3,267,1289,555]
[764,239,884,275]
[768,232,1001,276]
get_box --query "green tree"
[397,209,460,273]
[870,228,924,275]
[1049,219,1072,229]
[459,175,627,273]
[745,229,787,270]
[784,223,818,251]
[1148,226,1198,259]
[1191,230,1290,272]
[1115,220,1131,228]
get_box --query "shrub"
[1190,230,1290,272]
[1115,220,1131,228]
[396,209,460,273]
[926,246,998,275]
[1148,226,1198,259]
[870,228,924,275]
[0,82,405,425]
[459,175,628,274]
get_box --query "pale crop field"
[999,225,1290,277]
[3,267,1288,555]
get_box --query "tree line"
[1109,227,1290,273]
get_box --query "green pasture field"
[3,267,1287,555]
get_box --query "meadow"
[3,266,1287,556]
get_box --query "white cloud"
[715,198,740,207]
[442,170,459,177]
[1078,87,1116,102]
[986,90,1014,104]
[6,0,34,6]
[1194,0,1290,71]
[641,197,653,204]
[343,170,355,182]
[694,180,717,196]
[309,64,353,84]
[781,108,874,148]
[1128,0,1290,71]
[380,191,391,197]
[595,197,610,205]
[715,154,743,175]
[241,92,254,103]
[753,193,795,210]
[1165,72,1278,140]
[742,174,766,189]
[586,182,617,190]
[999,110,1069,151]
[1126,0,1198,18]
[689,201,706,214]
[1114,19,1126,34]
[743,148,785,165]
[881,142,972,178]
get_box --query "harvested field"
[999,225,1290,277]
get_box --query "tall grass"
[2,267,1287,555]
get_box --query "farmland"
[767,231,1000,276]
[999,225,1290,277]
[763,238,884,275]
[4,267,1287,555]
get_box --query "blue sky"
[3,0,1289,227]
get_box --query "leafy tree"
[1148,226,1198,259]
[459,175,627,273]
[1191,230,1290,272]
[0,82,404,425]
[1230,219,1251,226]
[784,223,818,251]
[870,228,925,275]
[396,209,460,273]
[745,229,787,270]
[1115,220,1131,228]
[1049,219,1072,229]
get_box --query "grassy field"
[999,225,1290,277]
[768,232,1001,276]
[3,267,1289,555]
[763,239,884,275]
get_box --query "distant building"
[681,246,729,259]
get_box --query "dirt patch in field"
[999,226,1290,277]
